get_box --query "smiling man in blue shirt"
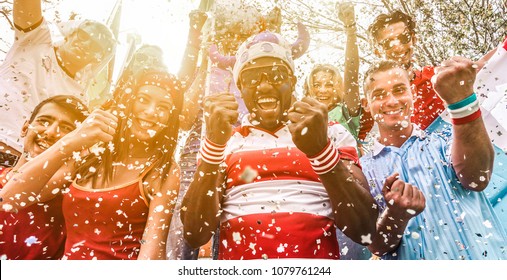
[361,58,507,260]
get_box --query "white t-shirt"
[0,20,85,152]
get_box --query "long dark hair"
[75,69,183,186]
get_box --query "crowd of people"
[0,0,506,260]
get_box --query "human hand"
[433,56,477,105]
[287,96,329,156]
[337,2,356,27]
[61,109,118,152]
[203,93,239,145]
[382,173,426,220]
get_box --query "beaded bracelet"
[308,140,341,175]
[447,93,482,125]
[199,137,226,165]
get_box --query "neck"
[378,124,413,148]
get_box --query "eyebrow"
[36,114,76,128]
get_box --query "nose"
[143,101,158,117]
[256,74,274,92]
[384,92,400,107]
[44,122,61,139]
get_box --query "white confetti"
[232,232,242,244]
[240,166,258,183]
[301,127,308,136]
[361,233,372,245]
[406,209,416,215]
[147,129,156,138]
[154,205,164,212]
[276,244,285,253]
[401,120,409,128]
[411,232,420,239]
[483,220,493,228]
[24,236,39,246]
[207,190,214,196]
[2,203,13,212]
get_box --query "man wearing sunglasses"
[181,31,379,260]
[367,10,445,131]
[0,0,115,167]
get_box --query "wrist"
[307,139,341,175]
[447,92,481,125]
[344,22,356,34]
[199,137,226,165]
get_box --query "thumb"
[382,173,399,195]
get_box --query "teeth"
[384,109,402,115]
[138,120,153,128]
[37,140,50,150]
[257,97,278,104]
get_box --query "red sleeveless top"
[61,179,149,260]
[0,167,66,259]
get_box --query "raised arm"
[138,162,181,260]
[178,10,208,90]
[179,59,208,131]
[0,110,117,211]
[433,56,494,191]
[13,0,43,30]
[368,173,425,256]
[287,97,378,245]
[180,93,239,248]
[337,2,360,117]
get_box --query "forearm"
[343,25,360,117]
[178,29,202,89]
[181,162,225,248]
[320,162,378,245]
[180,67,206,131]
[452,116,494,191]
[0,139,74,210]
[14,0,42,30]
[368,208,410,256]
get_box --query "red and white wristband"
[308,140,341,175]
[199,137,226,165]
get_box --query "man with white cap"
[0,0,115,166]
[181,31,378,259]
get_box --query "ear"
[361,97,370,113]
[411,32,417,45]
[20,121,30,138]
[290,73,298,87]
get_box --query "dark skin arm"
[180,93,239,248]
[287,96,378,245]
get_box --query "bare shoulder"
[143,161,181,199]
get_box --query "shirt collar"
[372,124,424,156]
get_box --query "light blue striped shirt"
[361,125,507,260]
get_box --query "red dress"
[0,167,66,259]
[61,179,149,260]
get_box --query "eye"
[60,124,76,134]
